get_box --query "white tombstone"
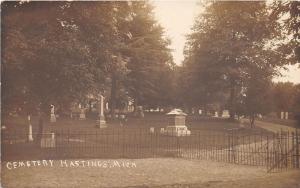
[280,111,284,119]
[50,105,56,123]
[222,110,230,118]
[198,110,202,115]
[28,115,33,142]
[214,111,218,117]
[96,95,107,128]
[160,128,165,134]
[239,118,245,128]
[191,108,195,114]
[285,112,288,119]
[150,127,155,133]
[79,108,86,120]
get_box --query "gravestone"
[79,109,86,120]
[27,115,33,142]
[214,111,218,117]
[285,112,289,119]
[150,127,155,133]
[106,102,109,110]
[96,95,107,128]
[198,109,202,115]
[222,110,230,118]
[281,111,284,119]
[50,105,56,123]
[137,106,144,118]
[163,109,191,136]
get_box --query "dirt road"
[2,158,300,188]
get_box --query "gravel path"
[255,120,298,133]
[2,158,300,188]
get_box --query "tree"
[271,1,300,62]
[272,82,296,113]
[124,1,174,113]
[183,1,284,119]
[241,68,274,127]
[1,2,120,115]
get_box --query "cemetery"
[1,1,300,188]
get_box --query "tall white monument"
[28,115,33,142]
[50,105,56,123]
[96,95,107,128]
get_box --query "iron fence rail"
[2,128,300,172]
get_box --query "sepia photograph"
[1,1,300,187]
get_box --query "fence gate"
[267,130,300,172]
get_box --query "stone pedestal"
[50,113,56,122]
[163,109,191,136]
[96,116,107,128]
[222,110,230,118]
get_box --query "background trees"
[1,1,174,116]
[181,1,298,121]
[2,1,299,123]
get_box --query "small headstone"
[285,112,288,119]
[50,105,56,123]
[150,127,155,133]
[198,110,202,115]
[214,111,218,117]
[137,106,144,118]
[160,128,165,134]
[79,109,86,120]
[280,111,284,119]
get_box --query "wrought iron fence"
[2,128,299,172]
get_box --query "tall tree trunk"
[250,114,255,128]
[133,97,139,117]
[110,74,117,119]
[229,79,236,121]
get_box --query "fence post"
[227,132,231,163]
[296,129,299,168]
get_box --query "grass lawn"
[2,114,274,161]
[2,113,270,134]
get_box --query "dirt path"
[2,158,300,188]
[250,120,298,133]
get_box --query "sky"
[152,0,300,84]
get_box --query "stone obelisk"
[97,95,107,128]
[28,115,33,142]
